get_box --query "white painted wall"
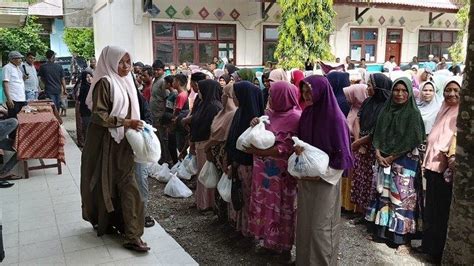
[93,1,462,66]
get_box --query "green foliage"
[275,0,336,69]
[63,28,95,59]
[0,16,48,57]
[449,0,470,64]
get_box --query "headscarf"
[372,77,425,155]
[291,70,305,108]
[326,71,351,117]
[225,64,238,75]
[343,84,368,134]
[268,68,288,83]
[233,68,255,82]
[432,74,451,99]
[214,69,224,79]
[358,73,392,136]
[226,81,265,165]
[423,78,461,173]
[417,81,442,134]
[210,83,237,142]
[266,81,302,137]
[219,74,231,85]
[85,46,140,143]
[298,75,353,170]
[190,79,223,142]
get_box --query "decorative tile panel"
[399,16,405,26]
[230,8,240,21]
[389,16,395,25]
[182,6,193,18]
[445,20,451,28]
[357,17,364,25]
[214,8,225,20]
[378,16,385,25]
[368,15,374,25]
[199,7,209,19]
[165,5,177,18]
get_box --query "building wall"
[93,0,462,66]
[50,19,71,57]
[332,6,461,63]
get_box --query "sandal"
[123,240,150,252]
[0,180,14,188]
[0,174,22,180]
[145,216,155,228]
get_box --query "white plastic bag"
[177,162,193,180]
[147,162,162,178]
[164,173,193,198]
[170,161,181,174]
[217,173,232,202]
[181,154,198,175]
[236,116,275,151]
[287,137,329,178]
[125,122,162,163]
[156,163,170,183]
[248,116,275,150]
[198,161,220,188]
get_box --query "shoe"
[0,180,14,188]
[144,216,155,228]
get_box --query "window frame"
[262,25,279,65]
[418,30,457,61]
[349,28,378,63]
[152,22,236,65]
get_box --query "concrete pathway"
[0,127,197,265]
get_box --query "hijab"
[424,78,461,173]
[269,68,288,82]
[372,77,425,155]
[359,73,392,136]
[226,81,265,165]
[326,71,351,117]
[225,64,238,75]
[432,74,451,99]
[210,84,237,142]
[233,68,255,82]
[266,81,302,137]
[219,74,231,85]
[343,84,368,134]
[298,75,353,170]
[417,81,442,134]
[291,70,305,108]
[190,79,223,142]
[85,46,140,143]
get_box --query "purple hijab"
[298,75,354,170]
[266,81,301,136]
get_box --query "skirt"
[195,141,215,211]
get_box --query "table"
[14,105,65,178]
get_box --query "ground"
[63,107,429,265]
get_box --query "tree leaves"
[275,0,335,69]
[63,28,95,59]
[0,16,48,57]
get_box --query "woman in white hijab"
[81,46,150,252]
[417,80,442,135]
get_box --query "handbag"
[230,164,243,211]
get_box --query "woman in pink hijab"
[244,81,301,261]
[291,69,305,109]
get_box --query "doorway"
[385,29,403,65]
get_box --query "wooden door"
[386,29,403,65]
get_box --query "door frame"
[385,28,403,65]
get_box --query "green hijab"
[372,77,426,156]
[236,68,256,82]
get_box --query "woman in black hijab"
[191,79,223,211]
[225,81,264,236]
[350,73,392,214]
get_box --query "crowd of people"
[40,44,458,264]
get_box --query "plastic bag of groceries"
[164,173,193,198]
[125,122,161,163]
[177,162,193,180]
[147,162,162,179]
[217,173,232,202]
[156,163,170,183]
[181,154,198,175]
[287,137,329,178]
[170,161,181,174]
[237,116,275,151]
[198,161,219,188]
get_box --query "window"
[152,22,236,65]
[263,25,279,64]
[349,28,378,62]
[418,30,457,60]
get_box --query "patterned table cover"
[14,108,65,162]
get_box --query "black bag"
[230,164,243,211]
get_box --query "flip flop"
[123,241,150,252]
[0,180,14,188]
[0,174,22,180]
[144,216,155,228]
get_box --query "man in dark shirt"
[38,50,66,109]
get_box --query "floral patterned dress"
[351,143,377,211]
[248,133,297,252]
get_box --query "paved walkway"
[0,127,197,265]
